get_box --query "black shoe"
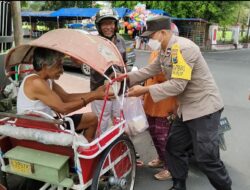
[169,187,186,190]
[169,188,182,190]
[168,178,186,190]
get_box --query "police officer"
[91,8,127,133]
[121,16,232,190]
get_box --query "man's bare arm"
[53,81,108,104]
[31,79,84,114]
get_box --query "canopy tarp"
[22,8,131,21]
[21,11,57,22]
[67,23,95,29]
[21,11,54,17]
[114,8,131,18]
[67,23,84,28]
[50,7,131,18]
[50,8,99,18]
[149,9,171,16]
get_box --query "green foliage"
[112,1,249,27]
[93,4,102,8]
[241,34,250,43]
[21,1,29,9]
[169,1,239,26]
[21,1,45,11]
[40,1,93,11]
[217,31,233,42]
[30,2,44,11]
[111,1,138,9]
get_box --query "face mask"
[147,39,161,51]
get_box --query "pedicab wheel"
[91,135,136,190]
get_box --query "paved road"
[132,49,250,190]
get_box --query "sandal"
[136,160,144,167]
[154,170,172,180]
[147,158,164,168]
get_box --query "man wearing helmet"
[91,8,127,132]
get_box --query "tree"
[21,1,28,9]
[30,2,45,11]
[40,1,93,11]
[168,1,239,26]
[112,1,245,27]
[11,1,23,46]
[111,1,138,9]
[21,1,45,11]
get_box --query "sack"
[123,97,149,136]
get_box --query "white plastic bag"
[123,97,149,136]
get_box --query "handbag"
[123,97,149,136]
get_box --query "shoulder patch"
[171,43,192,80]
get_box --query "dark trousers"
[166,110,232,190]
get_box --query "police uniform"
[128,34,232,190]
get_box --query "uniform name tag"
[171,43,192,80]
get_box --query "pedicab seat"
[0,111,86,170]
[0,111,88,147]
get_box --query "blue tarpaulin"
[21,11,57,21]
[67,23,95,29]
[67,23,84,28]
[21,8,171,20]
[21,8,131,22]
[50,7,131,18]
[21,11,54,17]
[50,8,99,18]
[149,9,171,16]
[114,8,131,18]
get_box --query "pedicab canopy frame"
[4,28,125,76]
